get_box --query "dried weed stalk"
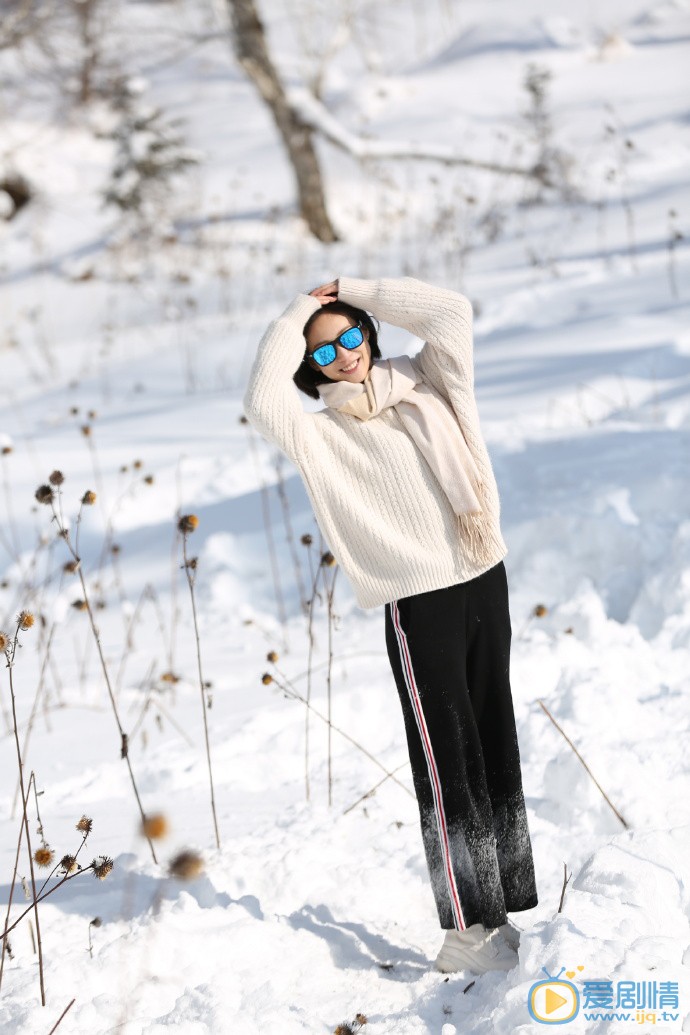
[1,614,46,1004]
[34,474,158,863]
[177,513,221,849]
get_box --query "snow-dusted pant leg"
[384,560,538,931]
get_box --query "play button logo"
[528,978,580,1023]
[546,987,568,1013]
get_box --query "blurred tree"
[225,0,338,243]
[101,79,200,243]
[0,0,50,50]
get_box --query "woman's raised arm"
[337,275,474,389]
[242,293,322,464]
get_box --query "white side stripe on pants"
[391,600,466,931]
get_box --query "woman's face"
[305,312,371,383]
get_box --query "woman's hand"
[309,279,339,305]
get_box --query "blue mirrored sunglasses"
[307,325,364,367]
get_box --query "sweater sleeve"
[242,293,323,463]
[337,275,474,390]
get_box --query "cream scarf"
[317,356,497,567]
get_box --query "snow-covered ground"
[1,0,690,1031]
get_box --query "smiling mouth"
[340,356,360,373]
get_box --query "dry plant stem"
[0,451,21,561]
[273,454,307,609]
[35,831,91,902]
[46,998,76,1035]
[10,620,59,819]
[303,552,321,802]
[324,563,339,807]
[0,672,11,734]
[50,498,158,864]
[0,522,18,566]
[245,429,288,650]
[1,857,102,941]
[74,563,157,861]
[76,624,94,695]
[84,429,106,509]
[1,533,44,632]
[271,670,414,799]
[113,584,152,695]
[558,862,571,913]
[4,628,46,1005]
[129,694,194,748]
[667,209,681,299]
[342,761,410,817]
[181,532,221,849]
[302,533,326,799]
[0,769,34,991]
[537,699,628,828]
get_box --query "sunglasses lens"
[340,327,363,349]
[313,344,336,366]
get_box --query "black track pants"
[384,560,539,931]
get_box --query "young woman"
[243,275,539,975]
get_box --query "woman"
[243,275,539,975]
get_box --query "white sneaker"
[434,922,519,975]
[498,920,522,952]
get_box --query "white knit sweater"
[242,276,508,611]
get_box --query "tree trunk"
[226,0,338,243]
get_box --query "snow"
[1,0,690,1032]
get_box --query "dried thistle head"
[321,551,336,567]
[141,813,169,840]
[82,490,96,506]
[90,917,102,928]
[266,650,278,663]
[72,599,88,611]
[533,604,548,617]
[354,1015,368,1027]
[168,849,204,881]
[33,846,55,868]
[1,444,13,455]
[177,514,198,534]
[81,424,91,437]
[60,854,78,875]
[63,560,80,574]
[92,856,114,881]
[87,409,97,420]
[111,543,121,554]
[49,470,64,486]
[334,1026,354,1035]
[18,611,34,630]
[76,815,93,835]
[133,459,143,469]
[300,533,313,546]
[0,631,9,652]
[143,474,154,485]
[261,673,273,685]
[35,484,54,505]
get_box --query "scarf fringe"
[457,479,500,568]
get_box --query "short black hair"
[294,300,381,400]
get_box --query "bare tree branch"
[287,86,556,185]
